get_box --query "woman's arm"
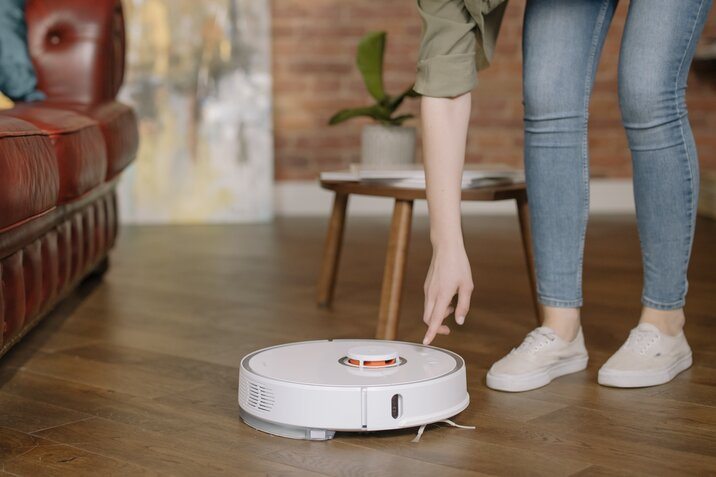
[421,92,474,345]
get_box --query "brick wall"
[272,0,716,181]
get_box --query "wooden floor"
[0,215,714,476]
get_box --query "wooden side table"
[316,180,541,340]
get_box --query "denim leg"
[522,0,616,308]
[618,0,712,310]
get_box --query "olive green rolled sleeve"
[415,0,507,98]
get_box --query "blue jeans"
[523,0,712,310]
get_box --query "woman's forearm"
[421,93,472,251]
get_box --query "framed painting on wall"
[118,0,273,223]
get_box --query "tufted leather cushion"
[44,101,139,179]
[1,104,107,203]
[25,0,125,105]
[0,116,59,232]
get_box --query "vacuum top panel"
[242,339,462,387]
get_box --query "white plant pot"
[361,124,416,166]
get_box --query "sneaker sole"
[486,355,589,393]
[597,352,693,388]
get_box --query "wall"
[272,0,716,181]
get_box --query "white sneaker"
[486,326,589,392]
[598,323,692,388]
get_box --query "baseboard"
[275,179,635,216]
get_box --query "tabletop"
[319,179,526,202]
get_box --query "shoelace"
[515,327,557,354]
[623,327,661,356]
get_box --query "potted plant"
[329,31,420,166]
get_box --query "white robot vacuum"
[238,339,469,440]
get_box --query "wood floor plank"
[3,443,159,477]
[0,217,713,476]
[445,413,714,476]
[11,345,206,400]
[0,393,91,435]
[0,427,54,464]
[33,417,311,476]
[569,464,638,476]
[262,441,489,477]
[0,368,141,415]
[530,405,716,459]
[513,372,716,425]
[340,427,590,476]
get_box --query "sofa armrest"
[26,0,126,105]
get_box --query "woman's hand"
[422,245,473,345]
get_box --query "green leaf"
[385,84,419,112]
[328,105,391,125]
[356,32,387,101]
[388,114,414,126]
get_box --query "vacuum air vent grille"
[241,379,275,413]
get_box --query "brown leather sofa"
[0,0,137,358]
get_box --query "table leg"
[376,199,414,340]
[316,192,349,308]
[516,191,543,325]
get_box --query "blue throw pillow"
[0,0,45,102]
